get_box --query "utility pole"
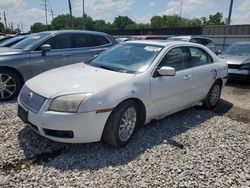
[21,21,24,33]
[50,9,54,20]
[41,0,48,29]
[227,0,234,25]
[179,0,183,19]
[68,0,73,29]
[82,0,85,30]
[3,11,7,29]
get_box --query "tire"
[203,81,222,109]
[0,70,22,101]
[102,100,138,147]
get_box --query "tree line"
[0,12,226,34]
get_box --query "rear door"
[30,34,72,77]
[186,46,216,102]
[69,33,112,63]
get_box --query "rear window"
[71,34,110,48]
[92,35,110,46]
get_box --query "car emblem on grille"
[25,92,33,103]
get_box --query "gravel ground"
[0,84,250,187]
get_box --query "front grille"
[19,85,46,114]
[228,64,240,69]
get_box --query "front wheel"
[102,100,138,147]
[0,70,21,101]
[203,81,222,109]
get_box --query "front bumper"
[17,98,111,143]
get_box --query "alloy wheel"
[210,84,220,106]
[0,73,17,100]
[118,107,137,142]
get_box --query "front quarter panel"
[0,52,31,81]
[78,73,150,115]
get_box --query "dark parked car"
[0,35,29,47]
[168,36,216,52]
[0,35,14,44]
[0,30,117,100]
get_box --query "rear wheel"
[0,70,21,101]
[102,100,138,147]
[203,81,222,109]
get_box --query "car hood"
[219,54,250,65]
[26,63,136,98]
[0,47,24,55]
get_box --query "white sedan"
[18,41,228,147]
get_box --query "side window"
[188,47,213,67]
[71,34,95,48]
[92,35,110,46]
[158,47,188,71]
[46,34,71,50]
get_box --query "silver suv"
[0,30,117,100]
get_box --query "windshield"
[11,33,50,50]
[222,43,250,56]
[88,43,163,73]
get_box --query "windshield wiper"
[98,65,119,71]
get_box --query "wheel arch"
[0,66,25,85]
[215,78,223,87]
[115,98,146,126]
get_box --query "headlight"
[49,94,90,112]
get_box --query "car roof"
[233,41,250,45]
[37,30,110,36]
[170,35,212,40]
[125,40,194,47]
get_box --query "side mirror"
[41,44,51,56]
[157,66,176,76]
[215,50,221,55]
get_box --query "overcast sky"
[0,0,249,32]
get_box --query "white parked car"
[18,41,228,147]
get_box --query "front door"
[150,47,194,118]
[30,34,72,77]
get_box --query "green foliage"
[207,12,225,25]
[29,12,226,33]
[51,14,73,30]
[0,22,5,32]
[113,16,135,29]
[30,22,47,33]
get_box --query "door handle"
[183,75,192,80]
